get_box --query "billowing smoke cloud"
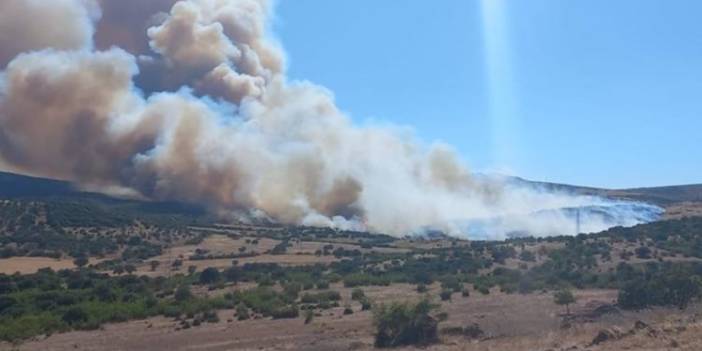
[0,0,99,66]
[0,0,660,238]
[94,0,177,55]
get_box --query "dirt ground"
[9,287,702,351]
[0,257,103,275]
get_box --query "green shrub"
[351,288,365,301]
[199,268,221,285]
[304,309,314,324]
[554,289,576,314]
[373,299,439,348]
[360,297,372,311]
[519,250,536,262]
[203,310,220,323]
[441,324,484,339]
[635,246,652,259]
[343,273,390,288]
[618,269,702,310]
[61,306,88,325]
[271,305,299,319]
[175,285,193,302]
[441,276,461,292]
[162,305,182,318]
[326,273,342,283]
[475,285,490,295]
[236,304,250,320]
[283,282,302,299]
[0,313,64,341]
[73,256,89,268]
[300,291,341,304]
[233,287,290,316]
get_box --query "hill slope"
[506,175,702,206]
[0,171,207,227]
[1,171,700,228]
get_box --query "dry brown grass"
[0,256,104,275]
[20,288,701,351]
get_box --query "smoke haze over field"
[0,0,661,238]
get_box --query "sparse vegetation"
[3,172,702,347]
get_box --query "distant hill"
[0,171,77,199]
[1,171,700,228]
[609,185,702,205]
[506,176,702,206]
[0,171,207,226]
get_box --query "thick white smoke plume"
[0,0,661,238]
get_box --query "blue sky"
[274,0,702,189]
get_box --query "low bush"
[351,288,365,301]
[236,304,250,320]
[271,305,299,319]
[300,291,341,304]
[373,298,439,348]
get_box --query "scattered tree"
[554,289,576,314]
[73,256,88,268]
[439,290,452,301]
[199,267,221,285]
[124,264,136,275]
